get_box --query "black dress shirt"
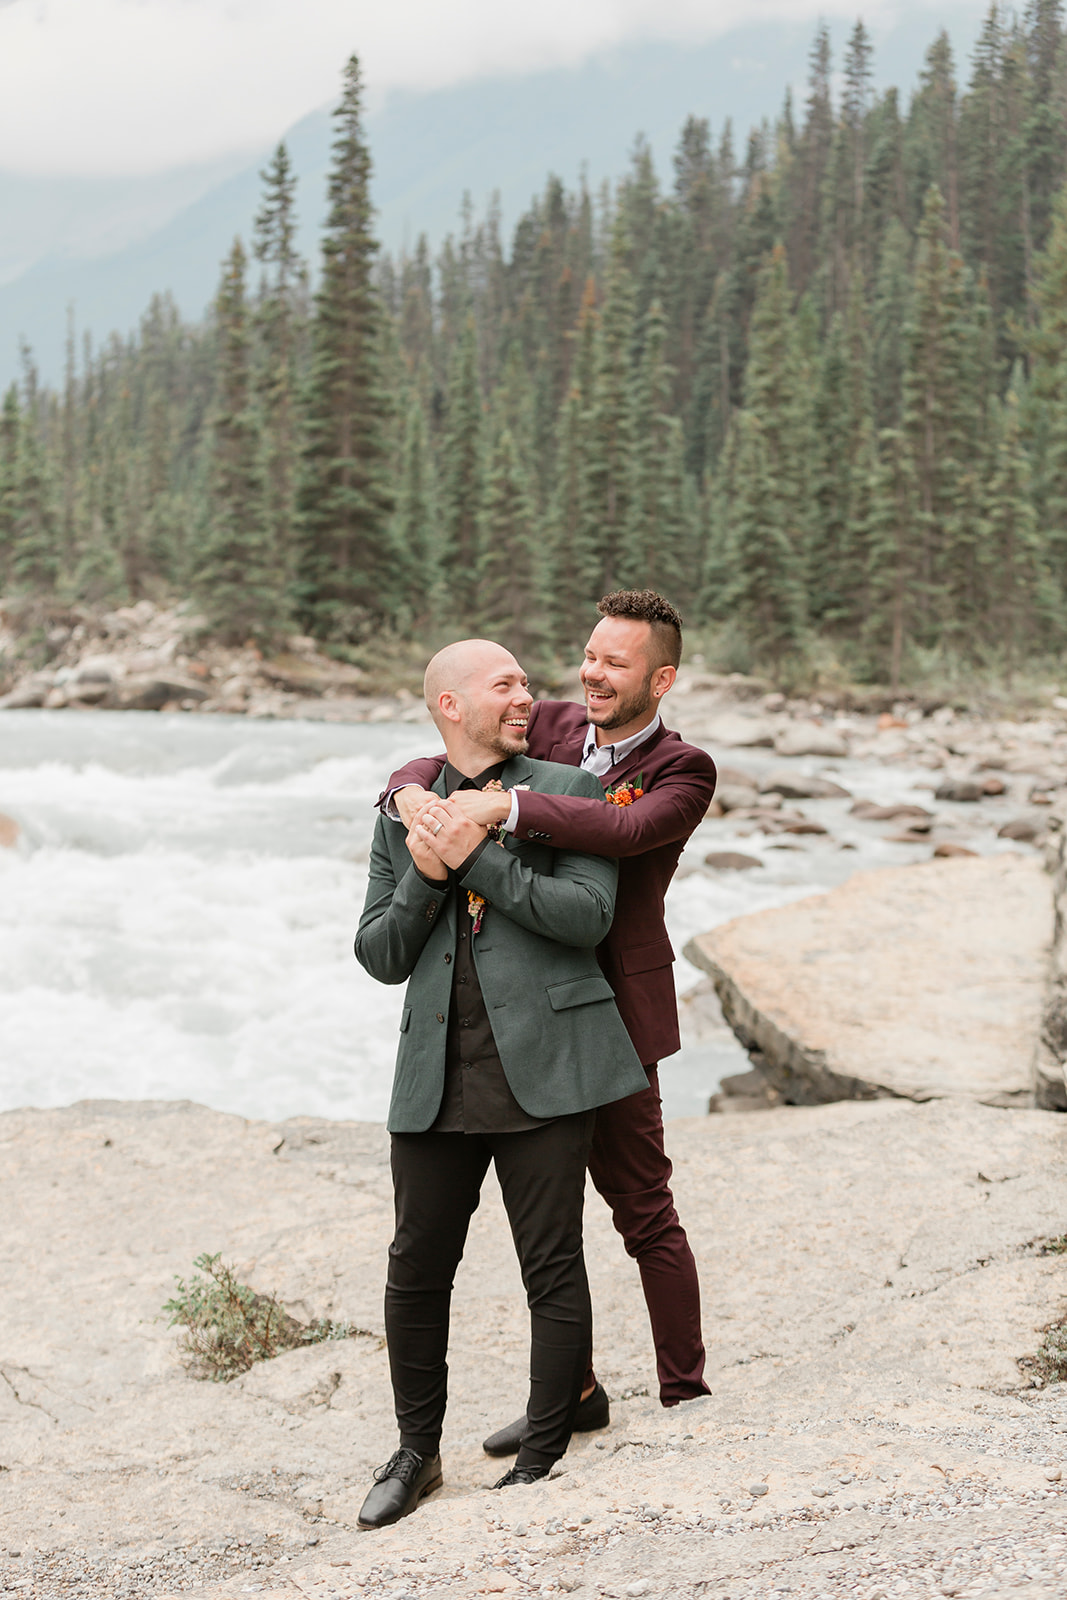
[427,760,549,1134]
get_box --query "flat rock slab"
[685,854,1052,1105]
[2,1097,1066,1599]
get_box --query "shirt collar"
[444,758,509,796]
[581,712,661,768]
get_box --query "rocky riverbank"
[4,598,1067,789]
[0,1097,1065,1600]
[0,600,424,723]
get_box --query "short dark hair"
[596,589,683,670]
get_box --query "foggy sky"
[0,0,912,177]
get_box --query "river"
[0,709,1028,1123]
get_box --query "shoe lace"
[373,1447,424,1486]
[494,1465,545,1488]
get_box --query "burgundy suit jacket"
[381,699,717,1066]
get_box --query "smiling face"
[460,652,533,761]
[426,640,532,767]
[579,616,675,743]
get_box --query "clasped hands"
[400,785,511,882]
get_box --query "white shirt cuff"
[505,790,521,834]
[382,786,408,822]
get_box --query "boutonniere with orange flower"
[467,780,530,935]
[605,772,646,806]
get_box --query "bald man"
[353,640,646,1530]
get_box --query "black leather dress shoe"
[357,1447,442,1529]
[482,1381,611,1456]
[494,1463,551,1488]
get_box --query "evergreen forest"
[4,8,1067,691]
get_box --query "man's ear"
[438,690,463,725]
[652,664,676,699]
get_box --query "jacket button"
[436,1012,445,1023]
[444,953,452,964]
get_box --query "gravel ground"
[1,1099,1065,1600]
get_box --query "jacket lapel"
[547,728,587,767]
[605,721,670,787]
[502,754,535,788]
[501,754,535,850]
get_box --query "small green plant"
[1036,1321,1067,1382]
[164,1253,352,1382]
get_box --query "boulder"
[707,1068,782,1114]
[704,850,764,871]
[714,783,765,813]
[717,765,759,790]
[933,842,979,858]
[935,778,985,802]
[0,674,50,709]
[72,653,123,684]
[0,812,19,848]
[684,854,1051,1106]
[778,818,828,835]
[702,712,777,748]
[260,653,364,694]
[759,768,851,800]
[850,801,934,824]
[108,677,210,711]
[999,818,1042,842]
[773,723,849,758]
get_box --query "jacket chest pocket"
[546,973,617,1010]
[399,1006,411,1032]
[619,937,674,976]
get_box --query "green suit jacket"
[355,754,647,1132]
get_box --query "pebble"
[748,1483,769,1496]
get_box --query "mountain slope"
[0,8,983,387]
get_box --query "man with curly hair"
[382,589,718,1453]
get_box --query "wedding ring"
[432,821,443,836]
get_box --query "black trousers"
[386,1111,595,1470]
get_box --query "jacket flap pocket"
[399,1006,412,1032]
[546,974,616,1011]
[619,937,675,976]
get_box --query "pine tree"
[789,24,834,291]
[477,427,545,663]
[740,244,814,583]
[899,187,989,648]
[544,281,602,649]
[985,377,1057,672]
[391,388,441,625]
[0,384,18,585]
[297,55,394,639]
[619,299,687,593]
[1026,178,1067,580]
[1025,0,1067,256]
[908,34,961,246]
[10,350,58,594]
[723,412,806,665]
[871,218,912,429]
[253,142,305,610]
[194,239,281,643]
[585,230,636,591]
[440,315,483,614]
[865,427,918,690]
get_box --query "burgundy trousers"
[585,1065,710,1406]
